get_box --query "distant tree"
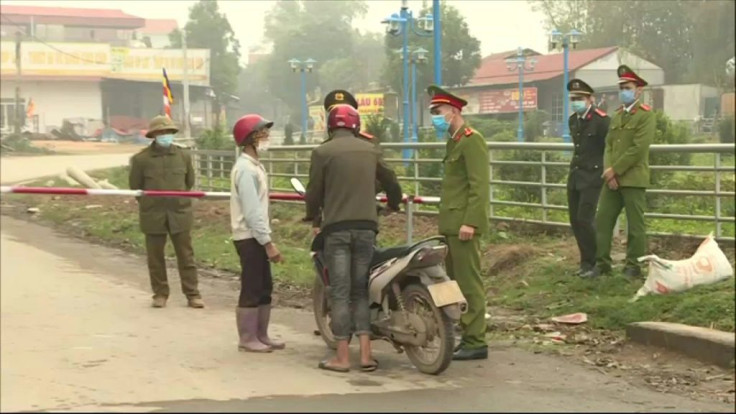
[381,2,482,93]
[261,0,369,115]
[530,0,735,86]
[170,0,241,125]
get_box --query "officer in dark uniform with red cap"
[566,79,610,278]
[427,85,490,361]
[594,65,655,278]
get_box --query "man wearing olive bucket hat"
[128,115,204,309]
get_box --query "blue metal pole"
[411,59,418,143]
[433,0,441,86]
[562,39,571,142]
[518,63,524,142]
[300,69,307,140]
[401,8,411,161]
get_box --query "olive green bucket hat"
[145,115,179,138]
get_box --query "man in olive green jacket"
[594,65,656,278]
[129,115,203,308]
[427,85,490,361]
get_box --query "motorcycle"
[290,178,467,375]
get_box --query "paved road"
[1,154,731,412]
[0,152,134,185]
[1,216,732,413]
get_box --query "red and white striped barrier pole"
[1,186,439,244]
[0,186,441,205]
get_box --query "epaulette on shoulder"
[640,103,651,111]
[463,127,473,137]
[594,108,607,117]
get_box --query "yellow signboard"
[309,105,326,133]
[0,41,210,85]
[355,93,385,116]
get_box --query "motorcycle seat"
[371,245,412,267]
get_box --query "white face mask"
[258,139,271,152]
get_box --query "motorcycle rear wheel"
[313,275,339,350]
[402,283,455,375]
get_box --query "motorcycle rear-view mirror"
[290,177,306,195]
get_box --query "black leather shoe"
[623,266,642,278]
[453,346,488,361]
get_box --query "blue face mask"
[571,100,588,114]
[155,134,174,147]
[619,89,636,105]
[431,114,451,138]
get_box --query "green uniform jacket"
[128,143,196,235]
[604,102,656,188]
[439,125,490,236]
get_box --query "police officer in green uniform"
[129,115,204,308]
[427,85,490,361]
[594,65,656,278]
[566,79,610,278]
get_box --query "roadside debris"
[632,233,734,302]
[26,207,40,214]
[551,312,588,325]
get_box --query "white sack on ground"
[631,233,734,302]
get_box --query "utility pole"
[14,31,22,135]
[182,31,191,140]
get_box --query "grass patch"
[485,235,735,332]
[9,166,735,333]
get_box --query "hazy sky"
[4,0,551,63]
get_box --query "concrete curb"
[626,322,735,368]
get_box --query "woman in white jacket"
[230,114,284,353]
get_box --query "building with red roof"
[447,46,665,136]
[138,19,179,49]
[0,5,213,135]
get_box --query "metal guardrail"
[191,142,736,243]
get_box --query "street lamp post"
[288,58,317,142]
[410,48,429,144]
[432,0,441,85]
[505,47,537,142]
[549,29,582,143]
[382,2,433,160]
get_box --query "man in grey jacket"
[230,114,284,353]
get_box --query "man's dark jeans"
[324,229,375,341]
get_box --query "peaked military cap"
[323,89,358,111]
[617,65,648,87]
[567,78,594,97]
[427,85,467,110]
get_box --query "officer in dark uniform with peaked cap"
[594,65,655,278]
[566,78,610,278]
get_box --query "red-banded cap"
[427,85,467,111]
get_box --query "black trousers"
[567,185,602,270]
[233,238,273,308]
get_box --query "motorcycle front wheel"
[402,283,455,375]
[312,275,338,350]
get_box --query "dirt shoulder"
[1,176,734,405]
[30,140,144,155]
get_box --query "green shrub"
[196,126,233,150]
[719,116,735,143]
[650,110,693,186]
[523,110,551,142]
[363,114,393,143]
